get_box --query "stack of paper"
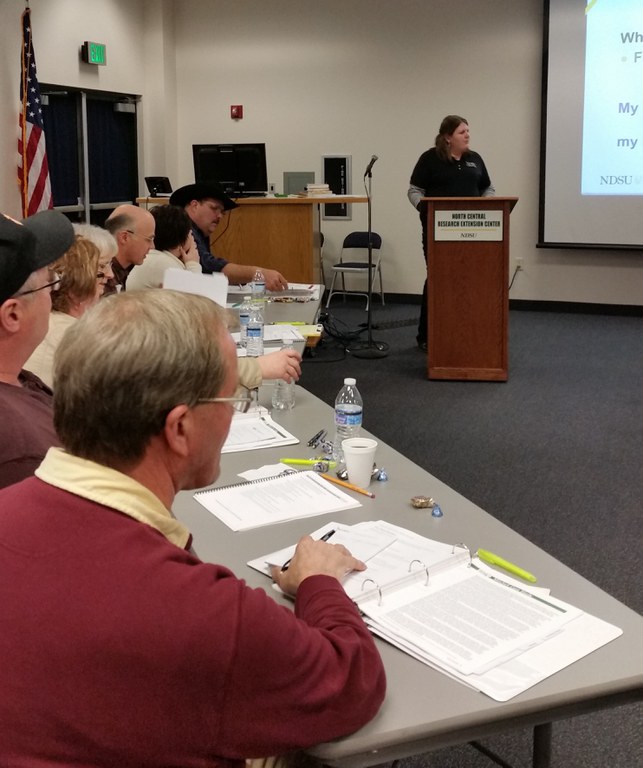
[221,411,298,453]
[250,520,623,701]
[304,183,331,196]
[194,471,361,531]
[227,283,321,302]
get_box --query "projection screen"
[540,0,643,249]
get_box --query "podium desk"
[138,196,367,284]
[172,387,642,768]
[424,197,518,381]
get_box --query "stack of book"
[304,183,332,196]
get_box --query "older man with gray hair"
[0,289,385,765]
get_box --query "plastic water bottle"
[238,295,252,348]
[245,304,264,357]
[271,340,296,410]
[251,269,266,303]
[334,377,363,460]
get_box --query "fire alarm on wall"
[230,105,243,119]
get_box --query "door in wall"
[41,85,138,225]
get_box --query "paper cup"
[342,437,378,488]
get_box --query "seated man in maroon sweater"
[0,209,75,489]
[0,289,386,767]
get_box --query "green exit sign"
[81,41,107,66]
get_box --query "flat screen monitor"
[192,143,268,196]
[144,176,172,195]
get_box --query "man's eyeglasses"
[125,229,155,244]
[196,385,255,414]
[14,272,61,297]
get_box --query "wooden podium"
[424,197,518,381]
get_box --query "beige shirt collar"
[36,447,191,549]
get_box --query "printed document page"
[247,520,398,576]
[343,521,469,604]
[222,412,298,453]
[370,609,622,702]
[194,471,361,531]
[361,563,582,676]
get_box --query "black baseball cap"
[0,210,75,304]
[169,182,238,211]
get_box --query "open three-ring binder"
[248,520,622,701]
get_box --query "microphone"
[364,155,378,177]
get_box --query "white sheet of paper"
[163,269,229,307]
[222,412,298,453]
[239,463,293,481]
[194,471,361,531]
[362,564,582,676]
[248,520,399,576]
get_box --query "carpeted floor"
[299,297,643,768]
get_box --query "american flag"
[17,8,53,217]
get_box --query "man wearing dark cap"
[170,182,288,290]
[0,210,75,489]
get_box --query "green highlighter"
[477,549,537,583]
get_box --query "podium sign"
[434,210,503,241]
[425,197,518,382]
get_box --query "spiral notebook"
[193,470,361,531]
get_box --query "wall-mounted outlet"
[516,255,524,270]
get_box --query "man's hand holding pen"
[271,534,366,596]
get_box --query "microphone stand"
[348,165,389,359]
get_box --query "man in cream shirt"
[0,289,385,765]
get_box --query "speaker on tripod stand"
[348,155,389,359]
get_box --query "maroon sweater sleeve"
[214,574,386,758]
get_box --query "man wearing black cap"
[170,183,288,290]
[0,210,75,489]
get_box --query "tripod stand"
[348,163,389,359]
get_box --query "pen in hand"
[281,529,336,572]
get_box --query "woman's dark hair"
[150,204,192,252]
[435,114,468,162]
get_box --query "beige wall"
[0,0,641,304]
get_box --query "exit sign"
[81,41,107,66]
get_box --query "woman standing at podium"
[408,115,495,350]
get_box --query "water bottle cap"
[344,377,356,385]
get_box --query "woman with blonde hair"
[73,222,118,295]
[24,234,113,388]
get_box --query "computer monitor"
[144,176,172,195]
[192,143,268,196]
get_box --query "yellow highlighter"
[477,549,537,583]
[280,458,336,468]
